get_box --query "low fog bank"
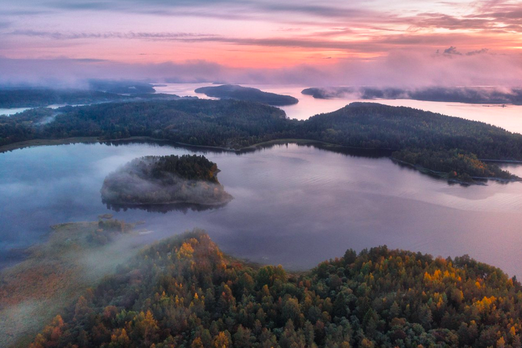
[101,170,232,205]
[303,86,522,105]
[0,80,185,109]
[0,220,147,346]
[1,48,521,90]
[0,77,156,93]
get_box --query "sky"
[1,0,522,86]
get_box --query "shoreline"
[0,136,388,155]
[391,157,522,185]
[0,137,101,153]
[103,196,233,207]
[2,136,522,186]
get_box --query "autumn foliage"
[29,231,522,347]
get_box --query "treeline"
[3,100,522,182]
[0,81,158,108]
[0,88,179,109]
[30,231,522,347]
[0,89,124,108]
[144,155,219,183]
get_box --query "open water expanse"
[2,141,522,277]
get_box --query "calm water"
[2,142,522,277]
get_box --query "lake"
[2,141,522,277]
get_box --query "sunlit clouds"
[1,0,521,86]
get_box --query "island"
[101,154,233,207]
[26,231,522,348]
[302,86,522,105]
[195,84,299,106]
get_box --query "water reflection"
[102,138,393,158]
[103,200,230,214]
[1,141,522,278]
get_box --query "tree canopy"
[29,231,522,348]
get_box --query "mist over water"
[2,142,522,277]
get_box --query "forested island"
[101,154,232,207]
[302,86,522,105]
[2,99,522,183]
[195,84,299,106]
[27,231,522,348]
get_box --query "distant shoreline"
[0,136,344,153]
[0,137,101,153]
[105,198,232,207]
[0,136,386,154]
[2,136,521,186]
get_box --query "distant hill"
[0,80,174,109]
[196,84,299,106]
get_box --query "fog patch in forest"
[0,220,145,346]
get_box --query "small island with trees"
[101,154,233,207]
[195,84,299,106]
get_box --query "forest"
[2,99,522,182]
[195,85,299,106]
[301,103,522,182]
[101,154,233,206]
[29,231,522,348]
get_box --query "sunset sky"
[1,0,522,86]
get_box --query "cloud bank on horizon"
[1,0,521,87]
